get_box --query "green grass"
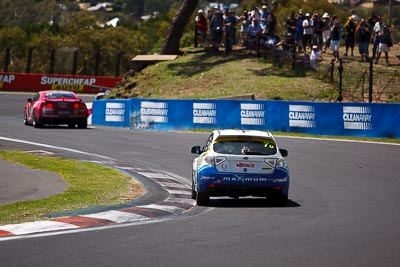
[0,150,144,225]
[116,45,400,102]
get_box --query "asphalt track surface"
[0,93,400,266]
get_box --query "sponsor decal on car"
[236,162,256,168]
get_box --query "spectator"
[356,18,370,62]
[239,10,250,46]
[350,10,358,24]
[322,12,331,53]
[195,9,208,48]
[295,10,305,53]
[310,45,323,70]
[302,12,313,52]
[223,9,239,53]
[275,32,295,53]
[343,16,356,56]
[330,17,342,62]
[372,16,384,59]
[286,10,297,36]
[375,24,393,65]
[210,9,224,50]
[312,11,324,50]
[250,6,261,21]
[265,9,277,37]
[247,18,263,55]
[260,5,270,29]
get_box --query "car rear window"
[213,137,277,155]
[45,92,76,99]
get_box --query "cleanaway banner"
[91,98,400,138]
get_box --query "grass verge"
[0,150,144,225]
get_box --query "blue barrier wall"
[91,98,400,138]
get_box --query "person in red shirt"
[195,9,208,48]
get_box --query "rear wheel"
[196,190,209,206]
[23,112,29,125]
[77,118,87,129]
[191,177,196,200]
[32,113,42,128]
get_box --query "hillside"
[113,45,400,103]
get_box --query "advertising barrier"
[91,98,400,138]
[0,72,122,93]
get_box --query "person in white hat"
[302,12,313,52]
[322,13,331,53]
[260,5,269,29]
[310,45,322,70]
[195,9,208,48]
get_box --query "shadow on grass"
[166,48,257,77]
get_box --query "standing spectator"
[302,13,313,52]
[322,12,331,53]
[286,10,297,36]
[351,10,358,24]
[239,10,250,46]
[195,9,208,48]
[210,9,224,50]
[343,16,356,56]
[260,5,270,29]
[330,17,342,61]
[312,11,324,50]
[265,9,277,37]
[375,24,393,65]
[223,9,238,54]
[372,16,384,59]
[246,18,263,55]
[250,6,261,21]
[356,18,370,62]
[295,10,305,53]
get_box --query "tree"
[161,0,199,55]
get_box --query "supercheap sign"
[0,72,122,93]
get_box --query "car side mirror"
[27,98,32,103]
[191,146,202,154]
[279,149,288,157]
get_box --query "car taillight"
[215,156,227,165]
[74,103,80,109]
[45,103,53,109]
[275,158,286,167]
[204,156,226,166]
[264,158,286,167]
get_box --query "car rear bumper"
[197,167,289,197]
[40,115,87,125]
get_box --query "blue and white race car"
[191,129,290,206]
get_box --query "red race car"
[24,90,89,128]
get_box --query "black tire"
[23,112,29,125]
[191,177,196,200]
[196,190,209,206]
[77,118,87,129]
[68,123,76,128]
[32,113,42,128]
